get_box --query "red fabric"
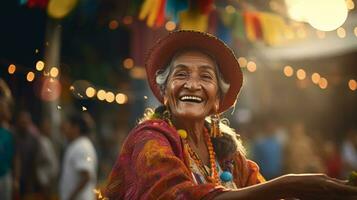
[103,119,264,199]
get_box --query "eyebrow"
[173,64,216,71]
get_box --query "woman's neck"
[171,116,205,146]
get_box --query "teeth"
[180,96,202,102]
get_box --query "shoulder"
[127,119,178,142]
[122,119,184,157]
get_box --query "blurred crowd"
[1,75,356,200]
[243,119,357,181]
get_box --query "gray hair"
[155,57,230,97]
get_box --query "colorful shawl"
[103,119,265,199]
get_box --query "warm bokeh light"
[348,79,357,91]
[311,73,321,84]
[238,57,248,68]
[123,16,133,25]
[319,77,328,89]
[316,30,326,39]
[109,20,119,30]
[337,27,346,38]
[26,72,35,82]
[286,0,348,31]
[247,61,257,72]
[86,87,96,98]
[354,27,357,37]
[308,0,348,31]
[50,67,59,78]
[130,67,146,79]
[8,64,16,74]
[283,65,294,77]
[165,21,176,31]
[346,0,355,10]
[225,5,236,14]
[97,90,106,101]
[296,69,306,80]
[116,93,128,104]
[36,60,45,71]
[105,92,115,103]
[123,58,134,69]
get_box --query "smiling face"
[164,50,220,121]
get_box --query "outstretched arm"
[216,174,357,200]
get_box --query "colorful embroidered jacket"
[104,119,265,200]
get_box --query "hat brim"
[145,30,243,113]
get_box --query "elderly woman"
[104,31,357,199]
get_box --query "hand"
[280,173,357,200]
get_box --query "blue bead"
[220,171,233,182]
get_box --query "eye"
[201,73,213,80]
[174,71,188,78]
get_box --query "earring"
[210,114,222,138]
[162,99,172,125]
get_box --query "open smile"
[179,95,204,103]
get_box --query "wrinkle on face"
[163,50,220,122]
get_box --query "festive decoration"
[47,0,78,19]
[220,171,233,182]
[184,128,221,186]
[139,0,162,27]
[197,0,214,14]
[177,129,187,139]
[26,0,48,8]
[165,0,189,22]
[179,9,209,32]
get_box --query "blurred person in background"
[59,112,97,200]
[37,117,59,199]
[251,119,284,180]
[341,129,357,176]
[0,79,15,200]
[285,122,324,173]
[322,140,343,179]
[14,110,42,199]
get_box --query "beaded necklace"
[178,128,221,186]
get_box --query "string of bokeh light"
[282,65,357,91]
[238,57,257,73]
[70,81,129,105]
[283,65,329,89]
[6,60,60,83]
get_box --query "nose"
[184,76,202,90]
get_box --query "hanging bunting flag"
[19,0,28,5]
[26,0,49,9]
[197,0,214,14]
[179,9,209,32]
[47,0,78,19]
[259,12,290,46]
[155,0,167,27]
[243,12,262,42]
[166,0,189,22]
[231,12,246,40]
[219,8,245,40]
[216,16,232,44]
[139,0,162,27]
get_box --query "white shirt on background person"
[59,136,97,200]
